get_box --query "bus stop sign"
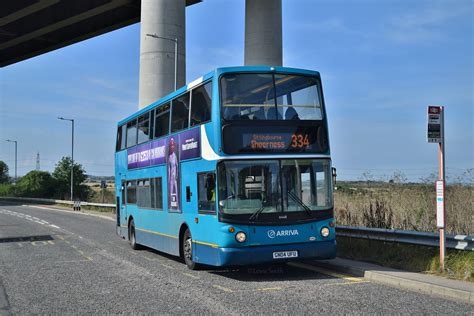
[427,106,443,143]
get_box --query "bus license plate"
[273,251,298,259]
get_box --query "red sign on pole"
[428,106,441,114]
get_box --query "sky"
[0,0,472,182]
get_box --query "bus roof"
[118,66,321,126]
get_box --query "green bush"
[15,171,57,198]
[0,183,13,196]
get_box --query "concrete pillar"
[244,0,282,66]
[139,0,186,109]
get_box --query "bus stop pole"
[438,106,446,272]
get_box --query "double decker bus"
[115,66,336,269]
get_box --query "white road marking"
[0,208,85,239]
[183,273,200,280]
[212,285,234,293]
[26,205,115,222]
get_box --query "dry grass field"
[334,181,473,281]
[82,179,473,235]
[334,182,473,235]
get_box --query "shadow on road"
[205,262,336,282]
[140,244,336,282]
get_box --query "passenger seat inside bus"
[267,107,282,120]
[285,107,300,120]
[224,106,240,120]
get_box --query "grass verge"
[337,236,473,282]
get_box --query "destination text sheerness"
[250,134,285,149]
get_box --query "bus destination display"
[223,125,328,154]
[246,133,310,150]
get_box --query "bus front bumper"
[196,239,336,266]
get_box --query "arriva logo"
[267,229,299,238]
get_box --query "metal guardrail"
[336,226,473,251]
[1,196,472,251]
[0,196,115,208]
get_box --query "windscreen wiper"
[249,206,265,222]
[287,191,312,216]
[219,194,236,207]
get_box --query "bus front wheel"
[183,228,197,270]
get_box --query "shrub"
[362,199,393,229]
[15,171,57,198]
[0,183,13,196]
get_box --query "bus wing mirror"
[332,167,337,188]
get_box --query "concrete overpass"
[1,0,282,108]
[0,0,200,68]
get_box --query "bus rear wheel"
[129,219,141,250]
[183,228,198,270]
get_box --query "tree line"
[0,157,91,200]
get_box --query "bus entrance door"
[116,196,120,227]
[121,179,127,230]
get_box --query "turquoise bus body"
[115,66,336,266]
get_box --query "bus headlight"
[320,227,330,238]
[235,231,246,243]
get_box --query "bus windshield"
[218,159,332,215]
[221,73,323,121]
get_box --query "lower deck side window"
[125,177,163,210]
[197,172,216,213]
[126,181,137,204]
[151,177,163,209]
[137,179,151,208]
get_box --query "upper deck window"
[221,73,322,121]
[155,103,170,139]
[275,75,322,120]
[126,120,137,148]
[190,81,212,126]
[171,92,190,133]
[137,112,151,144]
[116,124,126,151]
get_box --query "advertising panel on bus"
[167,137,180,211]
[126,128,201,212]
[126,128,200,170]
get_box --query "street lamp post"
[146,33,178,91]
[5,139,17,183]
[58,117,74,201]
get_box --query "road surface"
[0,202,471,314]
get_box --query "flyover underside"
[0,0,200,68]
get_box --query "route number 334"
[291,134,310,148]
